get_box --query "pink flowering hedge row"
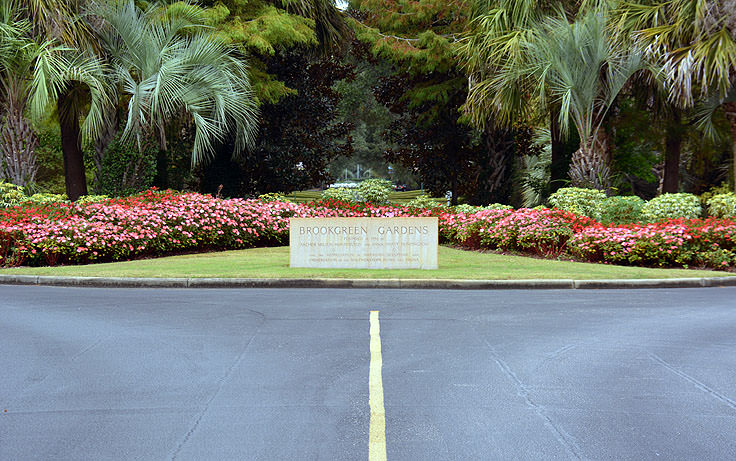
[0,190,431,267]
[0,189,734,270]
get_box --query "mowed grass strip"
[290,190,437,205]
[2,246,731,280]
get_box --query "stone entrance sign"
[290,217,438,269]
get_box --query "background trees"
[618,0,736,192]
[0,0,734,205]
[347,0,519,204]
[205,51,353,196]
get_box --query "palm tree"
[496,8,649,189]
[92,0,259,169]
[618,0,736,192]
[0,0,107,194]
[19,0,109,200]
[460,0,557,136]
[459,0,600,191]
[0,0,39,186]
[29,48,109,200]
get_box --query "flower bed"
[0,191,434,267]
[0,189,733,271]
[568,219,736,269]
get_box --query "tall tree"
[93,0,259,170]
[24,0,108,200]
[619,0,736,192]
[460,0,584,192]
[526,10,648,189]
[199,0,348,104]
[0,0,40,186]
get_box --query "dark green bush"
[599,196,645,224]
[96,135,156,197]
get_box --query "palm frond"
[94,0,259,166]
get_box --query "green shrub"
[642,193,702,221]
[0,187,26,208]
[96,134,156,197]
[599,196,645,224]
[699,182,731,209]
[706,193,736,218]
[0,182,70,207]
[321,187,356,203]
[28,193,67,204]
[356,179,392,204]
[548,187,606,219]
[408,194,444,209]
[0,181,24,194]
[258,192,290,203]
[486,203,514,210]
[454,203,513,213]
[76,194,110,204]
[454,204,481,214]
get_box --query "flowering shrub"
[707,193,736,218]
[479,208,596,256]
[0,188,733,271]
[548,187,606,220]
[642,193,702,221]
[568,218,736,269]
[0,190,436,267]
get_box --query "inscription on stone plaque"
[289,217,438,269]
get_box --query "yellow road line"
[369,310,387,461]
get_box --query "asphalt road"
[1,286,736,460]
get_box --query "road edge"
[0,274,735,289]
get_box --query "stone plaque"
[290,217,438,269]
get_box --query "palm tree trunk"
[58,95,88,201]
[662,109,682,194]
[1,106,38,186]
[569,130,611,190]
[550,109,566,193]
[480,127,514,203]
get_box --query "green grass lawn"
[290,189,440,205]
[2,246,731,280]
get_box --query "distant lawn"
[2,246,731,280]
[290,189,440,205]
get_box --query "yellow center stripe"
[369,310,387,461]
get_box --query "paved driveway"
[1,286,735,459]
